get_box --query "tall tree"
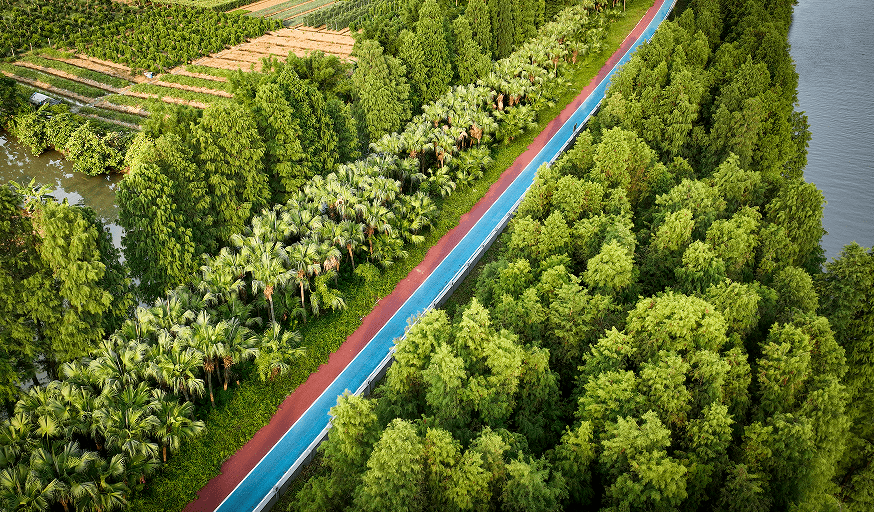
[352,39,412,143]
[251,81,307,204]
[466,0,493,59]
[453,15,493,85]
[119,134,200,302]
[191,100,267,249]
[412,0,452,105]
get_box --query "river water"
[789,0,874,260]
[0,133,124,251]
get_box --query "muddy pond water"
[0,132,124,252]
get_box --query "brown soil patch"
[191,26,354,72]
[14,61,122,93]
[152,80,233,98]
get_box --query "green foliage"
[351,39,412,143]
[192,100,268,248]
[600,411,688,511]
[119,133,203,301]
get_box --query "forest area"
[0,0,872,511]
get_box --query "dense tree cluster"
[120,2,616,302]
[5,0,873,510]
[0,184,311,512]
[290,0,873,510]
[119,52,363,302]
[0,183,130,412]
[7,103,130,176]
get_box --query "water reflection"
[0,133,125,253]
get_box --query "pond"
[0,132,124,252]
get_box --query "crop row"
[102,93,163,114]
[297,0,394,30]
[158,73,231,92]
[0,1,279,72]
[128,83,222,105]
[184,64,239,79]
[20,54,132,88]
[247,0,315,17]
[77,106,146,126]
[156,0,255,11]
[0,62,107,98]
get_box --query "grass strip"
[77,106,146,126]
[144,0,253,11]
[184,64,240,79]
[268,0,334,21]
[0,63,107,98]
[23,54,131,88]
[102,94,162,114]
[128,3,653,512]
[248,0,315,17]
[157,73,231,92]
[128,83,222,105]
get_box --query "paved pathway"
[185,1,673,510]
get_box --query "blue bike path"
[198,2,674,511]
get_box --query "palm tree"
[286,242,321,321]
[0,413,36,466]
[92,382,159,461]
[0,463,60,512]
[29,440,99,512]
[151,390,205,462]
[185,311,227,409]
[248,204,294,243]
[362,203,395,257]
[149,344,204,403]
[217,318,256,390]
[199,247,246,307]
[77,453,128,512]
[254,324,305,382]
[238,235,290,327]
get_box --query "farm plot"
[191,26,354,71]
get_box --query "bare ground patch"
[191,26,354,71]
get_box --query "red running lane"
[185,2,664,510]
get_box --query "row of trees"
[289,0,873,510]
[0,0,133,59]
[120,0,617,304]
